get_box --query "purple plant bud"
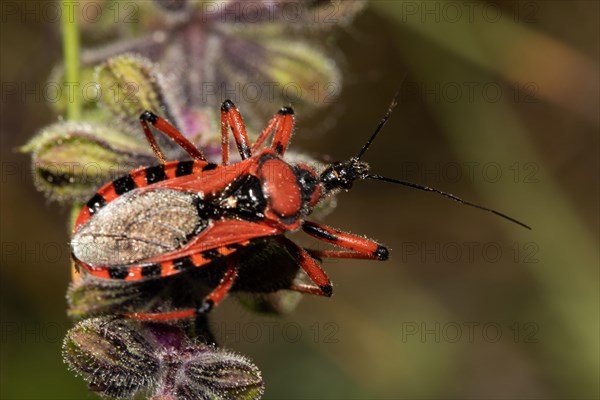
[63,317,159,398]
[172,346,264,400]
[64,317,264,399]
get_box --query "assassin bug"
[71,94,530,321]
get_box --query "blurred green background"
[1,1,598,399]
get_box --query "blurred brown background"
[1,1,598,399]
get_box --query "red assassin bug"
[71,94,530,321]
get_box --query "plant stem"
[62,0,81,120]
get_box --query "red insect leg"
[270,107,294,156]
[249,106,295,155]
[126,257,239,321]
[286,225,389,297]
[126,308,196,321]
[199,258,238,312]
[220,110,230,165]
[305,250,381,260]
[219,101,295,163]
[220,100,252,165]
[139,110,206,162]
[278,237,332,297]
[250,111,282,153]
[288,282,329,297]
[301,221,389,260]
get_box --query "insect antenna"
[366,174,531,230]
[338,81,530,230]
[355,88,402,161]
[351,81,530,230]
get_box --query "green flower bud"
[95,54,181,133]
[63,317,159,399]
[211,30,341,118]
[262,39,340,109]
[22,121,154,202]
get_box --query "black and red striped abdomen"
[74,159,215,230]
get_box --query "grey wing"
[72,189,207,266]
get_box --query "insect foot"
[197,300,215,314]
[374,245,390,261]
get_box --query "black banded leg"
[125,259,238,321]
[139,110,206,162]
[196,258,238,313]
[270,106,294,156]
[278,237,332,297]
[302,220,389,260]
[250,111,282,153]
[139,111,167,164]
[249,106,295,155]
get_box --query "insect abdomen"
[75,241,250,281]
[74,160,214,228]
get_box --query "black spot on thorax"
[216,174,267,221]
